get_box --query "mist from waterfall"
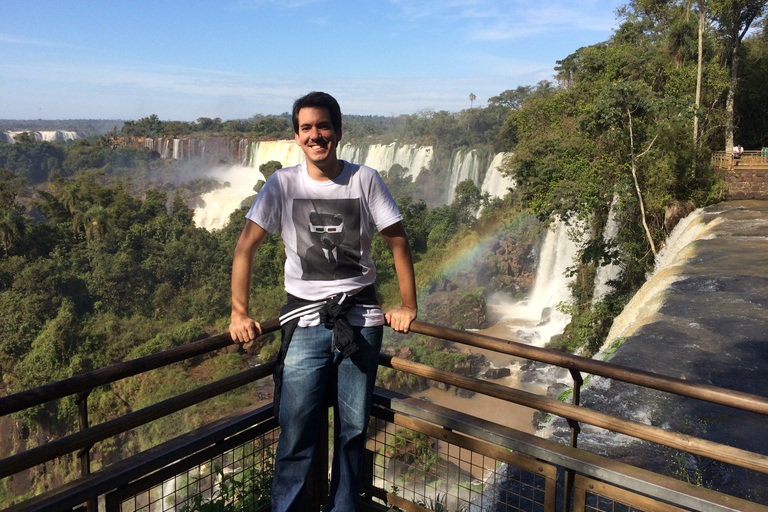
[192,165,266,231]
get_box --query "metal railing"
[2,319,768,512]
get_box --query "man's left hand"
[385,306,417,333]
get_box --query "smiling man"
[229,91,417,512]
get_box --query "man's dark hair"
[292,92,342,134]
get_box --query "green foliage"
[0,138,65,183]
[381,428,441,474]
[258,160,282,181]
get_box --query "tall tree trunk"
[627,108,658,257]
[725,35,741,152]
[693,2,705,147]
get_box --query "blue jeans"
[271,323,382,512]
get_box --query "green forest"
[1,0,768,503]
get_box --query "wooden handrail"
[0,362,275,480]
[5,317,768,496]
[381,354,768,475]
[407,319,768,417]
[0,319,280,417]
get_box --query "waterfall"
[1,130,82,143]
[592,197,622,303]
[598,206,712,352]
[338,142,434,180]
[192,141,304,231]
[160,139,171,159]
[480,153,514,199]
[447,150,512,203]
[446,149,481,204]
[491,220,581,347]
[245,140,305,170]
[192,165,266,231]
[173,139,183,161]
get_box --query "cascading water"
[489,220,581,347]
[1,130,82,143]
[192,165,266,231]
[189,139,514,231]
[592,197,622,303]
[337,142,434,180]
[173,139,183,161]
[446,149,481,204]
[245,140,305,169]
[160,139,171,159]
[480,153,514,199]
[541,201,768,501]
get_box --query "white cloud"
[388,0,620,39]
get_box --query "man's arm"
[380,221,418,333]
[229,220,269,342]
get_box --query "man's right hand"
[229,315,262,343]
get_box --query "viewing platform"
[712,150,768,199]
[2,317,768,512]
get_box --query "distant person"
[733,144,744,159]
[229,91,417,512]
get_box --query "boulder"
[484,367,511,379]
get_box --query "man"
[733,144,744,159]
[229,91,417,512]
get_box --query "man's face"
[294,107,342,168]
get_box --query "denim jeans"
[271,323,383,512]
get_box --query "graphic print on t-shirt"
[293,198,363,280]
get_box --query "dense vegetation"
[1,0,767,504]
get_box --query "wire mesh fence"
[112,428,278,512]
[365,414,555,512]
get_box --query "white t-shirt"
[245,161,403,326]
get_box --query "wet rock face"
[478,237,537,295]
[422,273,488,330]
[664,199,696,234]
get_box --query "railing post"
[562,369,584,512]
[305,405,330,511]
[76,389,98,512]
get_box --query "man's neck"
[307,159,344,182]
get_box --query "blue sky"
[1,0,625,121]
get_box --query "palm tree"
[58,183,80,214]
[0,207,25,256]
[72,204,113,244]
[469,93,477,109]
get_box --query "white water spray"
[192,166,266,231]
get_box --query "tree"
[0,169,28,255]
[694,1,706,146]
[735,25,768,148]
[469,93,476,108]
[488,86,533,109]
[709,0,768,150]
[259,160,282,181]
